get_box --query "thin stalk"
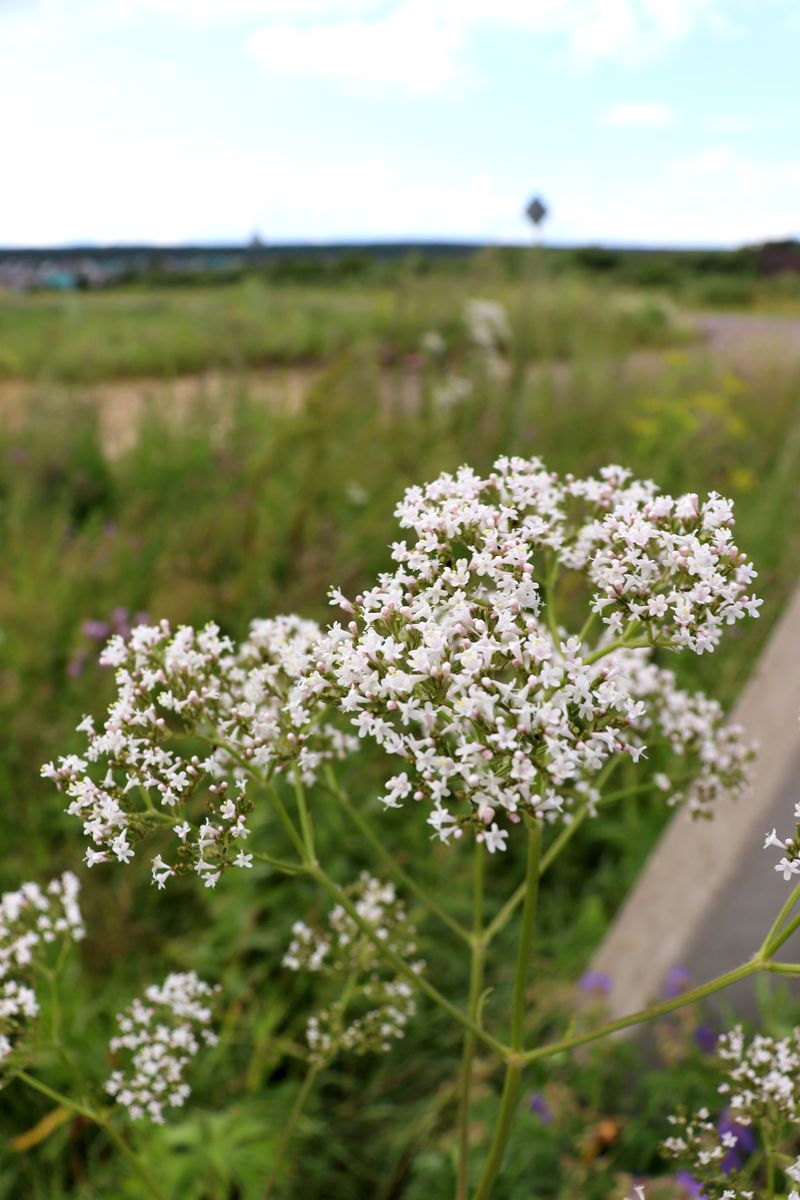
[455,843,485,1200]
[472,820,542,1200]
[483,756,646,947]
[471,1065,522,1200]
[763,961,800,977]
[761,877,800,957]
[543,571,560,646]
[764,910,800,959]
[511,821,542,1052]
[582,622,645,666]
[16,1072,165,1200]
[308,864,508,1060]
[576,610,597,646]
[325,769,471,945]
[522,960,762,1065]
[16,1070,98,1124]
[765,1138,776,1199]
[102,1120,168,1200]
[263,1064,320,1199]
[292,769,316,863]
[484,801,593,947]
[251,851,308,875]
[266,783,309,863]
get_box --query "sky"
[1,0,799,248]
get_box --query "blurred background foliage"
[1,254,799,1197]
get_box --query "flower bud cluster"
[299,457,755,847]
[0,873,84,1077]
[43,616,356,889]
[106,971,218,1123]
[283,875,423,1065]
[663,1025,800,1198]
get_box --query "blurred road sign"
[526,196,548,226]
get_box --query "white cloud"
[134,0,382,20]
[600,102,674,127]
[249,6,466,93]
[246,0,720,93]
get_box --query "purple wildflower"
[528,1092,553,1124]
[694,1024,717,1055]
[82,619,111,640]
[717,1109,756,1174]
[578,970,611,995]
[674,1172,706,1198]
[663,966,692,998]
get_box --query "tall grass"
[0,274,683,383]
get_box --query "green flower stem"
[521,960,762,1066]
[16,1069,99,1123]
[102,1121,168,1200]
[251,851,307,875]
[15,1072,165,1200]
[266,783,310,862]
[292,769,316,862]
[456,842,485,1200]
[763,961,800,976]
[472,820,542,1200]
[483,813,581,947]
[324,768,471,945]
[765,1134,776,1199]
[761,877,800,956]
[576,611,597,646]
[511,821,542,1054]
[543,562,560,646]
[582,621,645,666]
[765,910,800,958]
[307,864,509,1060]
[482,763,673,948]
[263,1063,320,1199]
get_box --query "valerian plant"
[9,453,800,1197]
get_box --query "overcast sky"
[1,0,798,247]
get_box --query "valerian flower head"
[663,1024,800,1198]
[283,874,423,1066]
[42,616,356,889]
[0,873,84,1079]
[106,971,218,1124]
[300,457,756,847]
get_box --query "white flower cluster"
[283,875,423,1065]
[0,873,84,1076]
[106,971,218,1123]
[464,298,510,355]
[624,654,753,818]
[43,616,356,889]
[300,458,756,846]
[663,1025,800,1198]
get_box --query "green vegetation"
[0,272,684,383]
[0,269,799,1197]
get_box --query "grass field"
[1,261,799,1198]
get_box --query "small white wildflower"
[106,972,218,1124]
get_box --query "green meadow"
[1,257,799,1198]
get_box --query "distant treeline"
[1,239,799,295]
